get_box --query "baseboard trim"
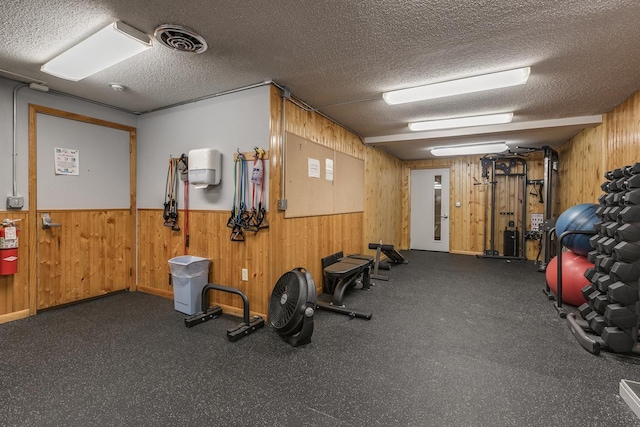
[137,286,173,299]
[0,309,30,324]
[450,250,482,256]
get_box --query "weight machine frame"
[477,155,528,260]
[537,147,560,272]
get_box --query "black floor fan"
[268,267,317,347]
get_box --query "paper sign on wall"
[308,157,320,178]
[531,213,544,231]
[325,158,334,181]
[54,147,80,175]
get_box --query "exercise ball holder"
[544,229,596,319]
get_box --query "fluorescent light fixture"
[430,142,509,157]
[409,112,513,132]
[41,22,152,81]
[383,67,530,105]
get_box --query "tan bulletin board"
[284,132,364,218]
[334,150,364,213]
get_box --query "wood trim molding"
[28,105,37,315]
[0,309,30,324]
[137,286,173,299]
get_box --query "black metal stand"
[567,313,604,354]
[546,229,596,318]
[366,243,408,281]
[538,147,560,272]
[184,284,265,342]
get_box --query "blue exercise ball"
[555,203,599,256]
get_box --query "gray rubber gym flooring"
[1,251,639,426]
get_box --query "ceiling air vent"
[154,25,208,54]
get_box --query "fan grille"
[154,25,208,54]
[269,271,301,330]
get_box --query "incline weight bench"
[316,251,373,320]
[368,242,408,281]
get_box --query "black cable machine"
[477,155,528,260]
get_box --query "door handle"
[441,214,449,219]
[42,213,62,229]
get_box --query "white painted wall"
[0,76,137,209]
[0,77,270,211]
[136,85,271,210]
[36,115,131,209]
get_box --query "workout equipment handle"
[368,243,394,251]
[201,284,251,326]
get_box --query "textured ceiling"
[2,0,640,159]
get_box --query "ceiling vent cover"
[154,25,208,54]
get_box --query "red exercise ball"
[545,250,594,307]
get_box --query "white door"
[410,168,450,251]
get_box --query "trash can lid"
[168,255,210,266]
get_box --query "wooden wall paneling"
[137,209,178,298]
[269,88,367,295]
[36,210,131,309]
[363,146,403,252]
[268,86,285,302]
[400,164,411,249]
[523,153,545,261]
[403,154,545,259]
[605,91,640,172]
[556,125,605,212]
[137,208,272,317]
[554,90,640,238]
[467,157,485,255]
[129,130,137,289]
[28,105,37,314]
[0,210,30,322]
[459,156,484,256]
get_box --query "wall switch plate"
[6,196,24,209]
[277,199,287,210]
[242,268,248,281]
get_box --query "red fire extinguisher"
[0,218,20,275]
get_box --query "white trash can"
[168,255,210,315]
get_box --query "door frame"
[28,104,137,315]
[410,167,450,252]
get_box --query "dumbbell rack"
[567,163,640,355]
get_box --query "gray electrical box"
[6,196,24,210]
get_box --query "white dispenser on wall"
[188,148,221,188]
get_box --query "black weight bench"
[316,252,373,320]
[368,242,408,280]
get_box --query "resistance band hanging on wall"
[249,147,269,232]
[227,152,249,241]
[164,156,181,231]
[226,148,269,241]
